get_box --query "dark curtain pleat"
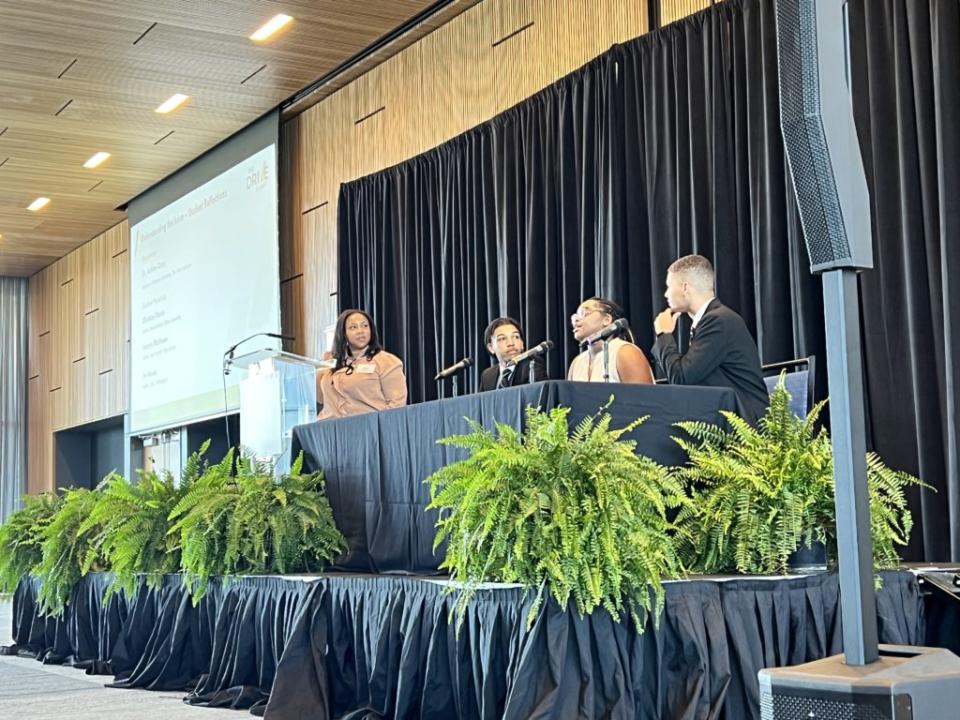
[108,574,219,691]
[336,0,960,561]
[846,0,960,561]
[262,572,923,720]
[338,58,615,395]
[186,577,315,712]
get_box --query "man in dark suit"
[651,255,770,425]
[478,317,547,392]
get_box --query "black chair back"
[761,356,816,418]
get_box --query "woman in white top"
[567,297,654,383]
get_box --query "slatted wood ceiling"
[0,0,441,277]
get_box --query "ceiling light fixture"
[155,93,190,114]
[83,151,111,169]
[249,14,293,42]
[28,197,50,212]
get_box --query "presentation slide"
[130,145,280,435]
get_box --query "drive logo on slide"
[246,161,270,190]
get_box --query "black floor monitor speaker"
[759,645,960,719]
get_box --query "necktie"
[497,366,514,389]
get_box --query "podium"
[228,348,326,474]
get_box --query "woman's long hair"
[331,309,383,372]
[586,297,636,344]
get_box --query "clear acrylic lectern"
[227,348,327,474]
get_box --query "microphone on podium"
[585,318,628,345]
[505,340,554,367]
[434,357,473,381]
[223,332,295,374]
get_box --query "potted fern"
[673,378,924,576]
[34,487,107,616]
[168,450,345,600]
[0,493,62,595]
[79,441,212,599]
[426,404,687,629]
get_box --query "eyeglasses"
[570,307,600,324]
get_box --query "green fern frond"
[0,493,62,594]
[674,379,928,576]
[173,450,345,601]
[426,400,687,632]
[34,487,106,616]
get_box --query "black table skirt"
[291,381,742,573]
[2,571,926,719]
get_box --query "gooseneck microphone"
[223,332,294,375]
[585,318,628,345]
[505,340,554,367]
[434,357,473,381]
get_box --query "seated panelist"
[567,297,654,384]
[478,317,547,392]
[317,309,408,420]
[651,255,769,425]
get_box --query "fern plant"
[168,450,345,600]
[673,377,924,575]
[79,441,212,599]
[0,493,62,594]
[34,487,107,616]
[426,404,688,630]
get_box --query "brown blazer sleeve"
[377,352,408,409]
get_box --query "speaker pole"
[822,269,878,665]
[762,0,960,712]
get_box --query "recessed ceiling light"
[155,93,190,114]
[28,197,50,212]
[249,14,293,42]
[83,151,111,169]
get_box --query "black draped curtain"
[337,0,960,562]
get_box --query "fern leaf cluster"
[169,450,345,600]
[674,375,926,575]
[0,442,343,614]
[0,493,62,594]
[427,404,687,630]
[34,488,107,616]
[79,441,213,599]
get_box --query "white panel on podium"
[229,348,327,474]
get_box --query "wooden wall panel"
[280,276,306,357]
[486,0,541,114]
[26,376,49,496]
[284,0,651,360]
[301,205,339,357]
[27,279,43,382]
[26,220,130,492]
[660,0,715,27]
[601,0,649,43]
[279,120,304,283]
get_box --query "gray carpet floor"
[0,595,242,719]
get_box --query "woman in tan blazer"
[317,309,408,420]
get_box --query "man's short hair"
[668,255,715,293]
[484,317,524,351]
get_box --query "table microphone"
[585,318,628,345]
[505,340,554,367]
[435,357,473,381]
